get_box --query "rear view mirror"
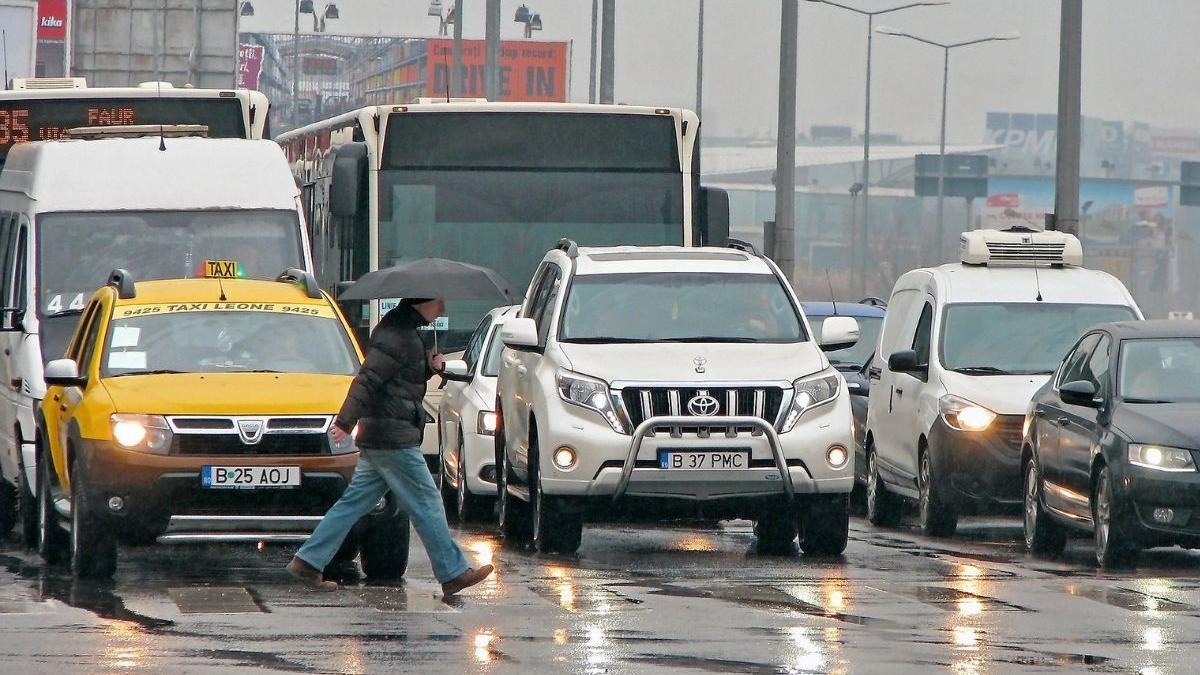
[44,358,85,388]
[330,142,368,219]
[1060,379,1100,407]
[697,186,730,246]
[819,316,860,352]
[500,318,539,350]
[442,359,471,383]
[888,349,925,374]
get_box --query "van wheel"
[1093,465,1138,569]
[0,479,15,535]
[37,456,67,563]
[799,494,850,556]
[529,433,582,555]
[918,446,958,537]
[754,504,798,555]
[1023,458,1066,555]
[70,463,117,579]
[19,440,39,548]
[359,499,410,582]
[497,452,530,544]
[866,445,901,526]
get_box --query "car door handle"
[1034,409,1045,417]
[1057,416,1071,426]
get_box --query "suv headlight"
[557,370,627,433]
[1129,444,1197,472]
[110,414,172,454]
[328,422,358,455]
[780,371,841,433]
[939,395,996,432]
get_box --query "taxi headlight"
[328,423,359,455]
[780,371,841,433]
[477,411,498,436]
[110,414,172,454]
[1129,444,1197,472]
[939,395,996,432]
[556,370,627,434]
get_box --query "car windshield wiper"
[560,337,657,344]
[110,369,186,377]
[1123,397,1174,404]
[240,369,286,373]
[949,366,1013,375]
[665,336,758,343]
[43,308,85,319]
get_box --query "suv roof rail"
[726,238,761,257]
[276,268,323,299]
[108,268,136,299]
[555,238,579,258]
[858,296,887,308]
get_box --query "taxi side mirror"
[44,359,86,388]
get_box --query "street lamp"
[514,4,542,38]
[804,1,947,296]
[430,1,456,37]
[876,25,1019,262]
[239,1,254,16]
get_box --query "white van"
[0,134,313,544]
[864,227,1142,536]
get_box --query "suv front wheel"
[798,494,850,555]
[528,429,582,555]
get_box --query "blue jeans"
[295,447,471,583]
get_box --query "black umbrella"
[339,258,513,303]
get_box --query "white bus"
[279,101,728,468]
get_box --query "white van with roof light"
[863,227,1142,536]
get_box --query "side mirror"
[330,142,367,219]
[819,316,860,352]
[1060,379,1100,407]
[500,317,540,350]
[887,349,925,375]
[44,358,85,388]
[697,186,730,246]
[442,359,471,383]
[0,307,23,332]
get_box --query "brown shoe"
[441,564,494,596]
[287,556,338,591]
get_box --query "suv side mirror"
[819,316,860,352]
[500,318,540,351]
[1060,379,1100,407]
[0,307,23,332]
[888,349,925,375]
[442,358,471,382]
[44,358,85,387]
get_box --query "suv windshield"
[559,272,805,343]
[101,308,358,377]
[941,303,1136,374]
[1120,338,1200,403]
[810,315,883,370]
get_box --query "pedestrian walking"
[287,297,494,595]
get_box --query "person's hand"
[330,425,350,443]
[430,352,446,373]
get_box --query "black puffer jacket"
[335,305,433,449]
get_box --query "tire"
[1093,464,1138,569]
[359,499,411,582]
[529,433,582,555]
[799,494,850,556]
[918,445,959,537]
[456,432,490,523]
[18,440,39,549]
[0,478,15,536]
[437,424,458,523]
[69,463,117,579]
[1023,457,1066,556]
[37,454,67,563]
[754,504,798,555]
[865,445,902,527]
[497,452,529,544]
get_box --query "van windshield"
[940,303,1136,375]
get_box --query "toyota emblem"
[693,356,707,374]
[687,391,720,417]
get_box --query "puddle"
[637,579,886,626]
[169,586,266,614]
[349,586,458,613]
[627,654,784,673]
[1063,584,1194,612]
[903,585,1030,613]
[181,648,317,673]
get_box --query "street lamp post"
[429,1,464,96]
[876,26,1019,262]
[514,5,543,39]
[803,1,947,296]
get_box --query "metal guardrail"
[612,415,794,502]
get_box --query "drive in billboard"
[425,39,566,102]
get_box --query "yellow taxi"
[38,265,410,579]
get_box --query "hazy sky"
[239,0,1200,143]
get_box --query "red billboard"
[425,39,566,102]
[237,43,264,90]
[37,0,67,40]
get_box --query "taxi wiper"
[110,369,186,377]
[950,366,1012,375]
[240,369,285,373]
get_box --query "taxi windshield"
[100,308,358,377]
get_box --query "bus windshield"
[378,112,686,350]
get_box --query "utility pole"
[936,46,948,260]
[1052,0,1082,234]
[696,0,704,115]
[292,0,300,128]
[484,0,501,100]
[588,0,598,103]
[599,0,615,103]
[774,0,798,283]
[451,0,465,96]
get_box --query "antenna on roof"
[217,276,228,302]
[825,269,838,316]
[1033,266,1044,302]
[156,80,166,151]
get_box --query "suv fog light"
[826,445,849,469]
[1153,508,1175,524]
[552,446,577,470]
[107,496,125,512]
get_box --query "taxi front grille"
[172,434,328,456]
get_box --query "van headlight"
[110,414,172,454]
[557,370,627,433]
[939,395,996,432]
[1129,444,1197,472]
[780,371,841,433]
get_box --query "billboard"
[236,43,264,90]
[425,39,566,102]
[37,0,65,40]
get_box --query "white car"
[496,240,860,555]
[438,305,519,521]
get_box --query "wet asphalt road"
[1,513,1198,674]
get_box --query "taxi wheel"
[798,494,850,556]
[1092,465,1138,569]
[1023,458,1066,556]
[753,505,798,555]
[70,463,117,579]
[866,445,902,527]
[529,435,582,555]
[918,446,958,538]
[37,455,68,563]
[360,499,410,582]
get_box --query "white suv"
[495,240,860,555]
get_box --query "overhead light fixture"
[530,13,542,31]
[428,0,443,17]
[324,3,338,19]
[299,0,315,14]
[514,3,531,23]
[239,0,254,16]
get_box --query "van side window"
[912,302,934,365]
[0,213,13,309]
[12,224,26,310]
[878,288,920,359]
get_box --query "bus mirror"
[698,187,730,246]
[331,142,368,219]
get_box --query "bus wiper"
[44,308,85,318]
[950,366,1012,375]
[560,337,657,344]
[666,336,758,343]
[110,369,186,377]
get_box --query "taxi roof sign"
[203,260,242,279]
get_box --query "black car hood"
[1112,403,1200,449]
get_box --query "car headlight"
[780,371,841,433]
[477,410,498,436]
[1129,444,1197,472]
[556,370,627,433]
[328,422,358,455]
[939,395,996,432]
[110,414,172,454]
